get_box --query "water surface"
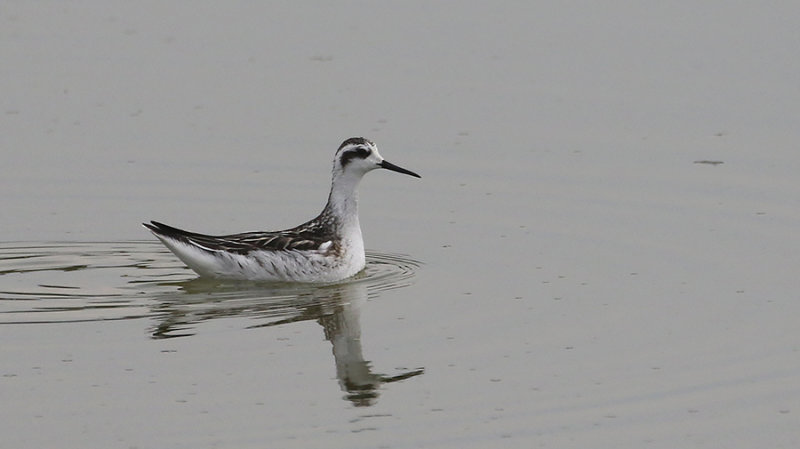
[2,2,800,448]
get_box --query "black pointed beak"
[380,160,421,178]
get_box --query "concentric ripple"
[0,241,421,335]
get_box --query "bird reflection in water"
[150,276,423,406]
[315,283,424,406]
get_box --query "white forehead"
[338,139,377,152]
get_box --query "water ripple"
[0,241,422,334]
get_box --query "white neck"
[326,170,363,226]
[326,170,365,264]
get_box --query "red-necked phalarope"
[144,137,420,283]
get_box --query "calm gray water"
[2,2,799,448]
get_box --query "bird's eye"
[340,146,371,167]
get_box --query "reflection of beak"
[380,160,422,178]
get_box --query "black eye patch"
[340,146,371,166]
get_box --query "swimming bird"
[143,137,420,282]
